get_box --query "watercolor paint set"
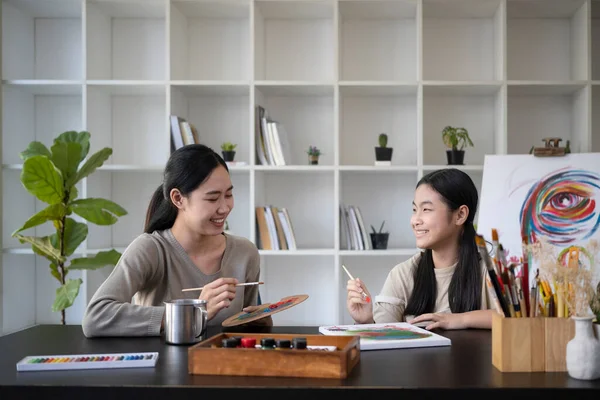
[16,352,159,372]
[188,332,360,378]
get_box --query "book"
[318,322,451,351]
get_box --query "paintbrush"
[342,264,371,303]
[182,281,264,292]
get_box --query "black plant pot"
[222,151,236,162]
[375,147,393,161]
[446,150,464,165]
[370,233,389,250]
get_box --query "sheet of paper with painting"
[318,322,451,350]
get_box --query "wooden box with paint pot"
[188,332,360,378]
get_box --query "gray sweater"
[82,230,262,337]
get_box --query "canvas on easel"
[477,153,600,289]
[318,322,451,351]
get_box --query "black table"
[1,324,599,399]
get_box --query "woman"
[82,144,269,337]
[347,168,494,330]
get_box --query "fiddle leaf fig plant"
[12,131,127,324]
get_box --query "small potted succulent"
[370,221,389,250]
[307,145,322,165]
[442,126,473,165]
[375,133,393,162]
[221,142,237,162]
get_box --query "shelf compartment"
[170,84,250,163]
[170,1,250,81]
[254,1,334,81]
[340,171,418,250]
[260,255,336,326]
[255,84,334,166]
[593,85,600,153]
[2,254,35,333]
[340,84,418,167]
[86,171,162,250]
[338,255,412,325]
[86,84,168,167]
[2,82,83,165]
[2,0,82,80]
[507,84,589,154]
[507,0,588,81]
[86,0,166,80]
[423,0,503,81]
[338,0,417,81]
[593,1,600,80]
[255,170,335,250]
[422,84,502,166]
[225,170,251,242]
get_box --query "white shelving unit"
[1,0,599,334]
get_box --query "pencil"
[341,264,370,303]
[181,281,264,292]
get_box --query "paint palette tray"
[188,333,360,379]
[16,352,159,372]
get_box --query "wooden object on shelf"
[491,312,575,372]
[529,137,570,157]
[188,332,360,379]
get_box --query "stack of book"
[170,115,199,150]
[255,206,297,250]
[255,106,292,165]
[340,204,371,250]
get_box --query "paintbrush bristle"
[491,228,498,242]
[475,234,486,247]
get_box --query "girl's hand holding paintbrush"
[196,277,239,321]
[344,264,374,324]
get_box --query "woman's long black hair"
[144,144,228,234]
[404,168,482,316]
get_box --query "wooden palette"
[222,294,309,327]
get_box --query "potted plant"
[221,142,237,162]
[307,145,322,165]
[370,221,389,250]
[375,133,393,162]
[442,126,473,165]
[12,131,127,324]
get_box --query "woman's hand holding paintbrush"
[194,277,239,321]
[344,264,374,324]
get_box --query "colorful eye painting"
[520,168,600,246]
[520,168,600,265]
[477,153,600,287]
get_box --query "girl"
[346,168,494,330]
[83,144,269,337]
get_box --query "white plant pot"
[566,316,600,380]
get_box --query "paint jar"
[276,339,291,349]
[292,337,307,349]
[222,338,238,348]
[260,338,275,349]
[163,299,208,345]
[241,337,256,348]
